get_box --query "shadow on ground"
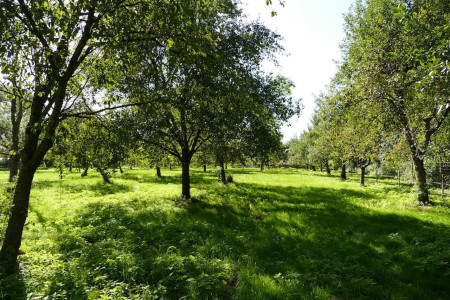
[17,180,447,299]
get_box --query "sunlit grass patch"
[0,167,449,299]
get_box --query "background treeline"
[285,0,449,203]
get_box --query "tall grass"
[1,168,449,299]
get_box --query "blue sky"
[240,0,355,142]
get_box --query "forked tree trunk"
[81,166,89,177]
[340,163,347,180]
[360,166,366,186]
[412,156,429,204]
[219,161,227,184]
[325,160,331,176]
[98,168,111,184]
[156,166,161,178]
[9,154,20,182]
[181,150,191,199]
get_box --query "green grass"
[1,167,449,299]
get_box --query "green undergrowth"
[0,168,449,299]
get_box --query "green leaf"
[166,39,174,50]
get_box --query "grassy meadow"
[0,167,449,299]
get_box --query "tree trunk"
[260,163,264,172]
[340,163,347,180]
[398,169,401,186]
[412,156,429,204]
[98,168,111,184]
[203,164,207,172]
[156,166,161,178]
[69,164,72,172]
[181,150,191,199]
[8,154,20,182]
[320,162,323,172]
[219,161,227,184]
[8,97,22,183]
[0,162,35,272]
[440,160,445,201]
[360,166,366,186]
[169,164,172,170]
[311,165,316,171]
[119,165,123,174]
[325,161,331,176]
[81,166,88,177]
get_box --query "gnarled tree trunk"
[97,167,111,184]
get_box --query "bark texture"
[219,161,227,184]
[181,149,191,199]
[412,156,429,204]
[325,161,331,176]
[156,166,161,178]
[340,163,347,180]
[98,168,111,184]
[81,166,89,177]
[360,167,366,186]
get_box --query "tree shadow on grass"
[119,171,218,186]
[85,182,133,195]
[30,182,450,299]
[0,265,27,300]
[31,180,60,190]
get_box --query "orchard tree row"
[0,0,299,273]
[286,0,449,204]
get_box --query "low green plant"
[0,168,448,299]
